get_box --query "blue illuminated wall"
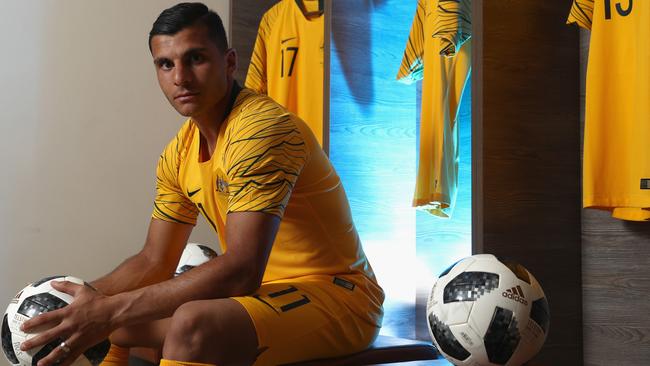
[330,0,472,340]
[415,82,472,339]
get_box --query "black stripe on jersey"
[228,147,304,185]
[398,0,425,81]
[227,179,296,214]
[437,0,470,22]
[154,195,197,220]
[434,0,471,56]
[228,179,291,205]
[232,168,301,182]
[232,127,301,145]
[569,0,594,29]
[228,133,305,166]
[227,143,304,177]
[153,202,194,225]
[221,92,307,215]
[197,203,217,232]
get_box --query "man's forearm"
[90,253,173,296]
[107,251,256,328]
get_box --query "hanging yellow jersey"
[397,0,471,218]
[568,0,650,221]
[152,86,384,323]
[246,0,324,147]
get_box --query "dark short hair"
[149,2,228,52]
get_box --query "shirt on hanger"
[246,0,325,147]
[568,0,650,221]
[397,0,472,218]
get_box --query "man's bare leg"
[162,298,259,365]
[110,318,171,349]
[108,298,258,366]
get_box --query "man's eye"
[156,60,174,71]
[190,54,204,63]
[158,61,173,70]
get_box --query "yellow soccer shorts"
[232,274,383,365]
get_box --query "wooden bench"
[129,335,439,366]
[282,335,439,366]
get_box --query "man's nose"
[174,63,192,86]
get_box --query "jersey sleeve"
[432,0,472,56]
[396,0,426,84]
[245,8,272,94]
[152,131,199,226]
[566,0,594,30]
[223,104,308,218]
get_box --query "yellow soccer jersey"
[568,0,650,221]
[152,86,383,323]
[397,0,472,218]
[245,0,324,147]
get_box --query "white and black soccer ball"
[2,276,110,366]
[174,243,218,277]
[426,254,550,366]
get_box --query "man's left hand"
[19,280,115,366]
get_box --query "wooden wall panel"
[579,30,650,366]
[474,1,582,364]
[231,0,278,85]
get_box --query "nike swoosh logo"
[281,37,296,44]
[188,188,201,197]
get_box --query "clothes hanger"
[294,0,324,18]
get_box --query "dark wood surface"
[474,1,582,365]
[231,0,279,85]
[579,30,650,366]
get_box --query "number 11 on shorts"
[253,285,310,313]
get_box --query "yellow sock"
[159,359,216,366]
[99,344,130,366]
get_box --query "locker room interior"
[1,1,649,365]
[233,1,649,364]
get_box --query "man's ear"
[225,48,238,77]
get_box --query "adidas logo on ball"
[502,285,528,305]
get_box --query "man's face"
[150,24,236,118]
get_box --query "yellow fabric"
[98,344,129,366]
[568,0,650,221]
[303,0,321,13]
[397,0,472,218]
[232,275,381,365]
[152,87,384,309]
[245,0,324,147]
[432,0,471,56]
[159,359,215,366]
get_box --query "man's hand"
[19,280,116,366]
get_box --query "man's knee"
[165,302,215,351]
[163,299,258,364]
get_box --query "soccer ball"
[174,243,218,277]
[2,276,111,366]
[426,254,550,366]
